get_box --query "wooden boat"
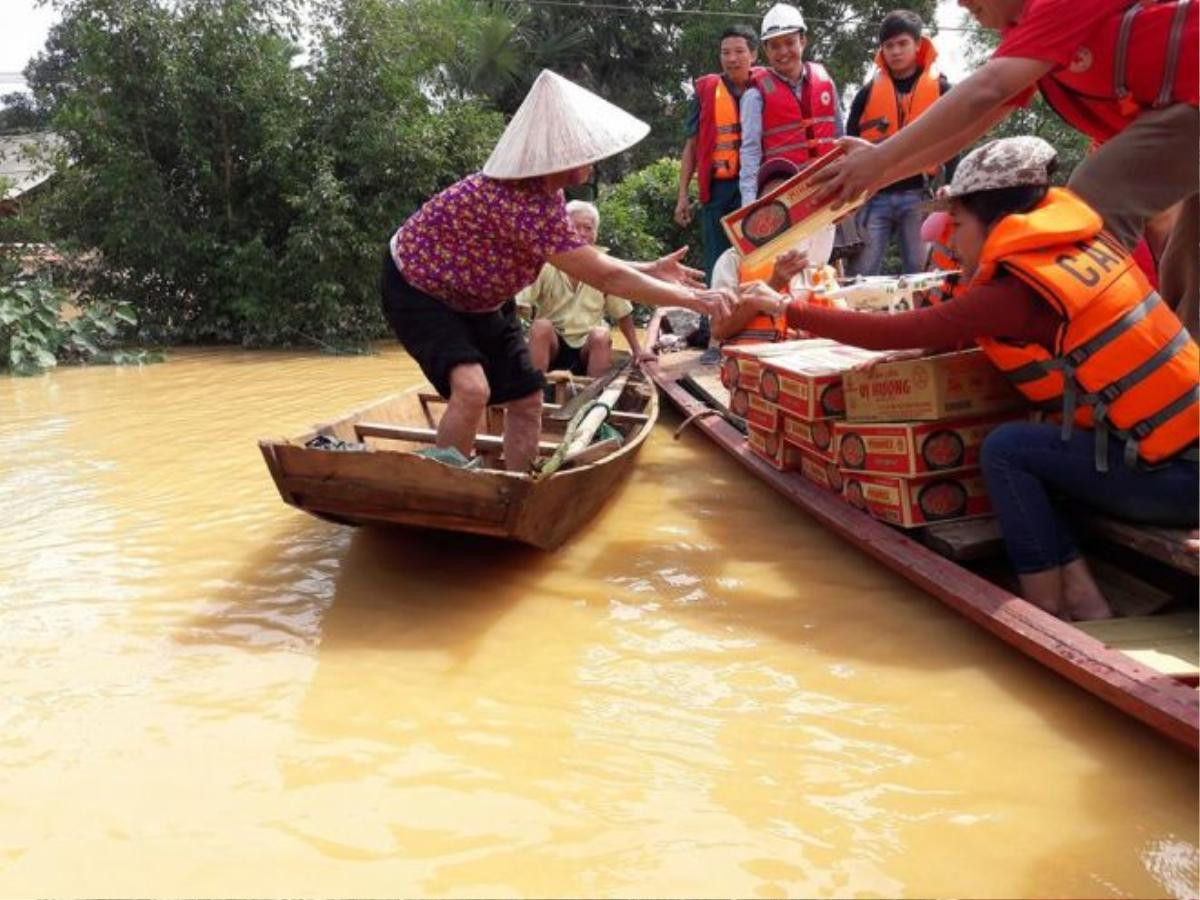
[646,308,1200,750]
[259,366,658,550]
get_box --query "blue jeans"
[852,188,927,276]
[981,422,1199,574]
[701,178,741,284]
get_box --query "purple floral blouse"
[391,174,587,313]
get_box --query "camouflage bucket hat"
[944,136,1057,199]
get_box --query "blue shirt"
[739,65,845,204]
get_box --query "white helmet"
[761,3,807,41]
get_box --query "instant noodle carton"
[730,389,780,431]
[720,339,817,392]
[799,448,844,494]
[843,348,1024,422]
[758,341,890,420]
[781,411,837,461]
[834,412,1022,476]
[721,147,868,270]
[841,468,992,528]
[746,422,802,471]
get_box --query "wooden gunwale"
[646,309,1199,751]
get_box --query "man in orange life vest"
[846,10,956,276]
[675,24,761,284]
[813,0,1199,337]
[738,3,845,207]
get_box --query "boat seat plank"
[1084,515,1199,576]
[354,423,559,454]
[921,517,1005,561]
[1076,612,1200,679]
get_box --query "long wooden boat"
[646,308,1199,750]
[259,367,658,550]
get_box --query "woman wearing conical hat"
[382,71,735,472]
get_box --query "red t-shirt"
[993,0,1198,142]
[992,0,1129,110]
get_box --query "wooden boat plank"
[1085,516,1200,575]
[645,309,1199,750]
[354,422,560,454]
[920,518,1005,561]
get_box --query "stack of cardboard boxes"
[721,341,1028,528]
[721,339,889,481]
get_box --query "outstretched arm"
[812,56,1053,204]
[548,244,734,321]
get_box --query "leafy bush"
[596,157,702,269]
[0,274,161,375]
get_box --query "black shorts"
[380,248,546,404]
[549,334,587,375]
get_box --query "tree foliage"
[22,0,504,347]
[7,0,1096,350]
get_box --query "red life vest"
[1038,0,1198,144]
[858,37,943,146]
[695,70,764,204]
[919,216,964,306]
[973,188,1199,467]
[754,63,838,166]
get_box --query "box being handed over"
[721,147,867,270]
[842,348,1024,422]
[834,412,1022,476]
[842,469,992,528]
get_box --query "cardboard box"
[834,413,1021,476]
[720,339,818,392]
[841,469,992,528]
[799,449,844,494]
[747,422,802,471]
[843,349,1024,422]
[730,390,780,431]
[721,147,867,269]
[781,411,837,461]
[757,341,889,419]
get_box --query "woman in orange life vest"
[742,137,1198,621]
[711,157,836,346]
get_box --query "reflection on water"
[1,346,1196,898]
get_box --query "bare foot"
[1062,559,1114,621]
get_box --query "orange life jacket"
[858,36,943,149]
[696,71,763,203]
[1038,0,1198,145]
[973,187,1199,468]
[722,258,788,346]
[754,63,838,166]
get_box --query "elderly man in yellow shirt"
[519,200,657,376]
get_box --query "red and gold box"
[746,422,802,471]
[781,411,837,461]
[720,339,817,392]
[841,469,992,528]
[799,449,844,494]
[834,413,1021,476]
[758,341,889,420]
[721,147,867,269]
[843,348,1024,422]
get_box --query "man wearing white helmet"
[737,3,845,207]
[737,3,843,279]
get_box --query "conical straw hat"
[482,70,650,179]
